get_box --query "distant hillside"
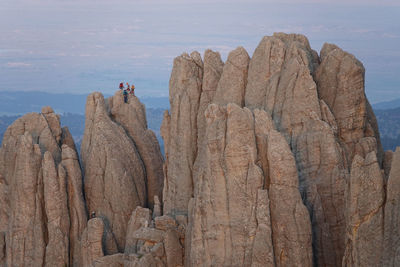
[375,107,400,151]
[373,98,400,110]
[0,91,89,115]
[0,91,169,115]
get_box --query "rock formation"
[382,147,400,266]
[0,107,86,266]
[0,32,399,267]
[161,33,400,267]
[161,52,203,216]
[81,92,164,252]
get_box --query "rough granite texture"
[161,33,396,267]
[0,107,85,266]
[81,92,148,251]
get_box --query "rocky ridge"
[0,33,399,267]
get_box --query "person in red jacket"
[119,82,124,90]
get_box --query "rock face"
[81,92,164,252]
[342,152,384,266]
[162,33,399,267]
[123,207,184,267]
[161,52,203,216]
[108,91,164,210]
[382,147,400,266]
[188,104,312,266]
[0,107,86,266]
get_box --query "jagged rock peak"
[81,90,164,252]
[0,107,85,266]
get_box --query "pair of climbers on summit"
[119,81,135,103]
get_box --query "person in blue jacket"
[123,89,128,103]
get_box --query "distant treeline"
[375,107,400,151]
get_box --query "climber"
[119,82,124,90]
[123,89,128,103]
[91,211,96,219]
[131,83,135,96]
[126,82,130,92]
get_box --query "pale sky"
[0,0,399,103]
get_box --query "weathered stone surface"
[365,99,384,164]
[164,229,183,267]
[161,52,203,215]
[93,253,124,267]
[108,92,164,210]
[263,112,313,267]
[124,253,161,267]
[42,151,70,267]
[155,215,177,231]
[0,107,86,267]
[5,133,46,267]
[382,147,400,266]
[248,34,349,266]
[315,43,383,166]
[0,231,5,266]
[0,112,61,181]
[213,47,250,107]
[124,211,185,267]
[188,104,312,266]
[0,174,8,233]
[343,152,384,266]
[188,104,264,266]
[80,218,105,267]
[383,150,393,179]
[153,196,162,218]
[251,189,274,267]
[196,49,224,162]
[61,144,88,265]
[42,106,62,145]
[81,92,147,251]
[125,207,152,254]
[245,36,285,109]
[131,227,165,243]
[61,126,77,152]
[0,113,58,266]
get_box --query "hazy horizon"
[1,0,399,103]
